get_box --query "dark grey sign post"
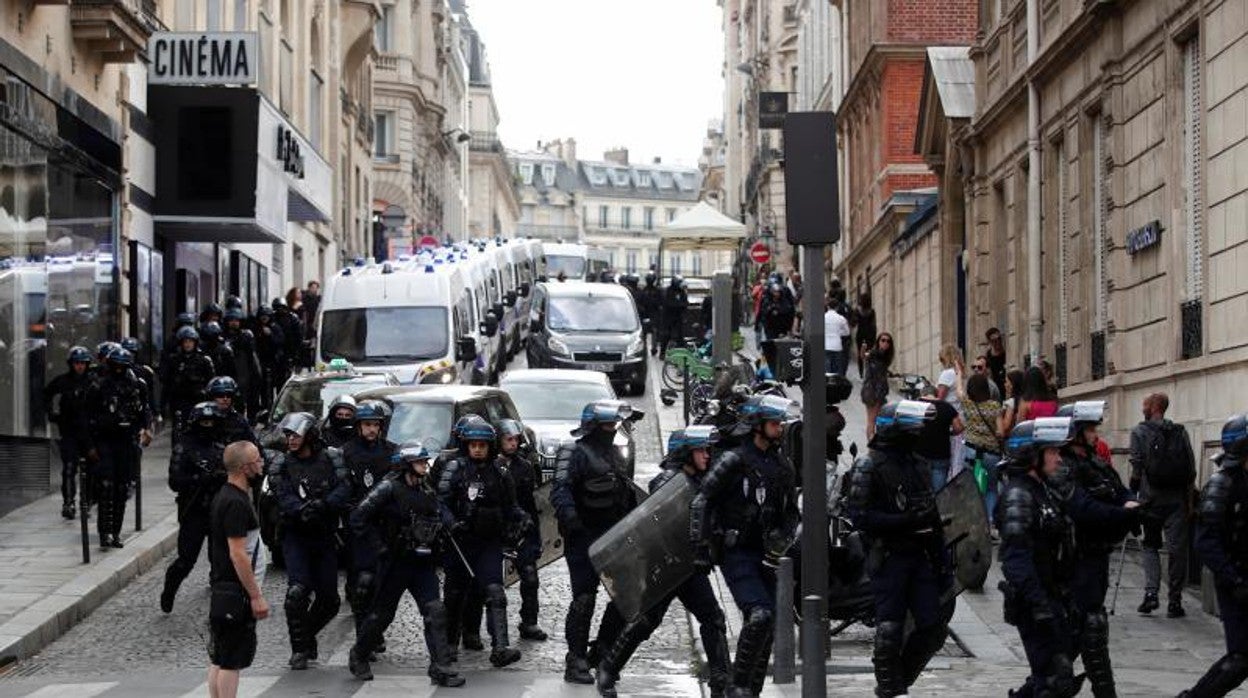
[783,111,839,696]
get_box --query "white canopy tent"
[658,201,748,253]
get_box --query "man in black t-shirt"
[914,388,963,490]
[208,441,269,698]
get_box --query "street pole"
[799,244,828,695]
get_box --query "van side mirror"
[504,291,518,308]
[519,282,531,297]
[456,336,478,363]
[481,312,500,338]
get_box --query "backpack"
[1144,422,1195,490]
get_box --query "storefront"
[0,63,123,513]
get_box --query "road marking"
[175,675,280,698]
[23,684,116,698]
[352,675,433,696]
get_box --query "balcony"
[516,224,580,241]
[69,0,154,64]
[469,131,504,153]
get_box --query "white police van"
[540,242,590,281]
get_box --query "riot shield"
[588,473,696,622]
[937,468,991,604]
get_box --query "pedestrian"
[1016,366,1058,421]
[970,355,1002,400]
[936,344,967,471]
[1180,414,1248,697]
[750,277,765,348]
[984,328,1008,397]
[206,440,268,698]
[689,395,799,697]
[347,442,466,687]
[496,419,548,641]
[86,347,152,549]
[657,276,688,359]
[595,426,731,698]
[1129,393,1196,618]
[915,386,963,490]
[162,402,232,613]
[436,416,526,668]
[161,327,216,439]
[860,333,894,441]
[999,369,1026,436]
[302,280,321,366]
[271,297,303,381]
[44,346,95,520]
[961,374,1005,522]
[847,400,951,698]
[341,402,398,647]
[831,286,855,374]
[995,419,1081,697]
[1054,400,1140,697]
[551,400,642,684]
[823,297,850,376]
[270,412,351,670]
[855,293,877,379]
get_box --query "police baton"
[1108,536,1129,616]
[447,534,476,580]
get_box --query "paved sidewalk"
[0,434,179,663]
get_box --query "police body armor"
[1058,453,1130,554]
[1200,456,1248,575]
[691,445,798,557]
[570,441,634,530]
[95,372,148,433]
[344,438,398,505]
[502,450,541,520]
[164,350,215,410]
[278,448,346,533]
[848,449,942,555]
[996,474,1077,624]
[440,457,512,541]
[169,436,226,514]
[47,371,93,432]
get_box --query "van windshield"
[320,307,448,364]
[547,295,638,332]
[545,255,585,279]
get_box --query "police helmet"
[189,401,226,430]
[1222,413,1248,457]
[460,419,497,445]
[67,346,92,366]
[353,401,386,424]
[96,341,121,362]
[671,275,685,289]
[256,305,274,319]
[202,302,224,318]
[667,425,719,460]
[225,295,244,310]
[278,411,319,439]
[735,395,798,433]
[1056,400,1106,427]
[496,418,527,444]
[572,399,641,437]
[175,326,200,343]
[106,347,134,369]
[200,321,223,341]
[175,312,197,329]
[871,400,935,445]
[120,337,142,354]
[206,376,239,398]
[1006,417,1074,465]
[395,441,432,465]
[328,394,357,417]
[224,308,245,323]
[272,298,289,311]
[452,414,489,441]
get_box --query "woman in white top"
[936,343,966,475]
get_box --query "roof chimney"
[653,157,662,164]
[563,138,577,167]
[604,148,629,166]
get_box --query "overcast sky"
[466,0,724,167]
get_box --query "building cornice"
[840,44,929,120]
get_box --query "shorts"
[208,617,257,670]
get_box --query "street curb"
[0,511,179,664]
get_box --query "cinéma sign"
[148,32,259,85]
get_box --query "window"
[279,37,293,114]
[649,253,658,270]
[626,250,638,274]
[542,164,556,187]
[692,253,702,276]
[373,112,394,158]
[207,0,222,29]
[666,207,678,222]
[671,254,682,275]
[376,3,394,52]
[637,170,651,187]
[644,207,655,231]
[234,0,248,29]
[621,207,632,230]
[309,70,323,149]
[607,250,616,268]
[519,163,534,185]
[611,169,631,187]
[598,205,609,228]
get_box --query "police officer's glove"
[299,500,324,524]
[692,544,714,573]
[559,516,587,539]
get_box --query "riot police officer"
[199,322,236,380]
[498,418,547,641]
[86,348,152,549]
[45,346,95,519]
[254,305,286,410]
[205,376,257,447]
[657,276,688,359]
[347,443,466,687]
[1054,400,1139,697]
[223,308,264,420]
[437,417,526,668]
[270,412,352,670]
[997,418,1081,698]
[552,400,644,684]
[95,341,121,380]
[322,395,357,449]
[200,301,224,326]
[597,426,731,698]
[342,402,398,644]
[160,402,227,613]
[639,272,662,356]
[272,298,304,378]
[1179,414,1248,697]
[120,337,159,427]
[161,327,216,437]
[846,400,950,698]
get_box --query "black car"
[351,384,534,453]
[524,281,648,395]
[256,363,400,448]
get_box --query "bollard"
[801,595,825,695]
[682,361,691,426]
[134,472,142,532]
[79,462,90,564]
[773,557,796,683]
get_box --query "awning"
[658,201,748,252]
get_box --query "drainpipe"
[1026,0,1043,361]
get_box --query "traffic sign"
[418,235,440,249]
[749,241,771,264]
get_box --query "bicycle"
[661,339,715,390]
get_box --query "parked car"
[524,281,648,395]
[350,384,533,454]
[499,369,637,479]
[255,360,400,448]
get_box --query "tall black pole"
[799,244,828,696]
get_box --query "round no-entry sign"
[749,241,771,264]
[418,235,440,249]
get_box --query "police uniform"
[1180,414,1248,697]
[341,408,398,641]
[161,328,216,437]
[224,310,265,420]
[322,395,357,450]
[551,401,642,684]
[348,444,465,687]
[689,396,798,698]
[437,419,526,668]
[44,348,95,518]
[161,403,227,612]
[270,413,352,669]
[86,349,151,549]
[498,419,547,641]
[253,307,286,410]
[846,401,949,698]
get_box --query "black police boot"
[901,622,949,687]
[589,602,626,667]
[564,593,597,684]
[748,627,774,696]
[1080,611,1116,698]
[700,614,732,698]
[348,647,373,681]
[443,586,466,662]
[730,608,774,697]
[422,601,467,688]
[1137,592,1159,614]
[871,620,907,697]
[160,562,191,613]
[461,592,486,652]
[595,619,653,698]
[485,584,521,667]
[285,586,313,670]
[518,564,547,641]
[96,480,113,551]
[1180,653,1248,698]
[307,595,340,660]
[1167,600,1186,618]
[61,502,75,520]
